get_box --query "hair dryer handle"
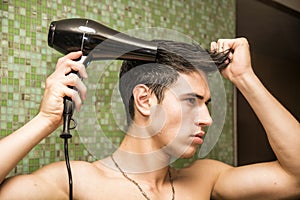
[60,56,86,138]
[61,96,74,138]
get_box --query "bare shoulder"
[71,160,110,179]
[0,161,77,199]
[33,160,96,180]
[173,159,233,186]
[168,159,233,199]
[179,159,232,177]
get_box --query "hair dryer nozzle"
[48,18,158,62]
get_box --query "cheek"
[167,104,182,122]
[161,103,195,139]
[149,104,167,133]
[165,104,198,141]
[150,102,183,134]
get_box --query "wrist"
[34,113,61,135]
[231,69,258,90]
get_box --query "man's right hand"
[38,51,88,132]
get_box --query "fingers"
[211,39,233,53]
[63,86,84,112]
[210,41,217,52]
[211,38,249,52]
[56,51,88,79]
[210,38,253,80]
[210,38,250,66]
[47,51,88,111]
[210,39,234,69]
[63,73,87,111]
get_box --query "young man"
[0,38,299,199]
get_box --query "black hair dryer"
[47,18,158,138]
[48,18,158,61]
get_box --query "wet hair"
[119,40,230,126]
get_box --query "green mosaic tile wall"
[0,0,235,176]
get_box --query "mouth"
[192,132,205,145]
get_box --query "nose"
[195,104,213,127]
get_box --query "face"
[150,71,213,158]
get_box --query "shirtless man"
[0,38,299,199]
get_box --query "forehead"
[169,71,210,97]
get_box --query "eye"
[205,98,211,106]
[185,97,197,106]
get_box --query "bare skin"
[0,38,299,200]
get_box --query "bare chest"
[73,175,213,200]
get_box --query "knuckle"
[240,37,248,44]
[78,64,86,72]
[64,60,73,69]
[72,91,82,105]
[71,89,78,98]
[45,76,55,87]
[217,39,224,43]
[66,88,77,99]
[57,57,66,64]
[240,37,250,48]
[68,73,79,84]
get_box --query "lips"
[192,131,205,144]
[195,131,206,138]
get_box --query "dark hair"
[119,40,230,126]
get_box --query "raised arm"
[0,52,87,196]
[211,38,300,199]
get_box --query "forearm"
[0,113,59,183]
[234,71,300,176]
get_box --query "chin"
[164,142,198,159]
[175,146,198,159]
[180,152,196,159]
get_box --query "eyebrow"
[184,93,211,103]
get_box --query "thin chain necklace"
[110,155,175,200]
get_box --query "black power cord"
[61,98,77,200]
[63,137,73,200]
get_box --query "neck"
[113,133,174,173]
[109,132,174,183]
[101,123,176,186]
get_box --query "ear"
[132,84,155,117]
